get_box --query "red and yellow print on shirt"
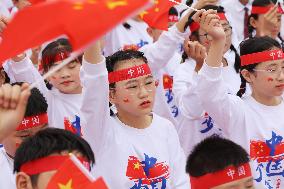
[126,154,169,188]
[250,131,284,188]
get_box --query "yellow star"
[134,162,140,170]
[73,2,83,10]
[58,179,73,189]
[154,7,160,12]
[139,10,149,19]
[106,0,128,10]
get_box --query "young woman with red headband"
[195,8,284,188]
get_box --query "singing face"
[109,59,157,117]
[47,61,82,94]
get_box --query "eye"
[145,81,153,85]
[267,68,276,72]
[127,85,138,89]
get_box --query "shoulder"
[152,113,176,131]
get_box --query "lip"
[61,81,73,86]
[139,100,151,108]
[276,84,284,89]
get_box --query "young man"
[187,135,254,189]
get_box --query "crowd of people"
[0,0,283,188]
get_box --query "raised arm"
[141,10,204,73]
[80,41,110,154]
[195,10,245,134]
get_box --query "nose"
[59,67,71,78]
[137,84,149,98]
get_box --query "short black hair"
[11,82,48,117]
[186,135,250,177]
[14,128,95,185]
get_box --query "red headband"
[168,15,179,22]
[20,155,90,175]
[108,64,151,83]
[16,113,48,131]
[190,163,252,189]
[190,13,227,33]
[42,51,70,67]
[241,49,284,66]
[251,5,284,14]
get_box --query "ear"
[16,172,33,189]
[146,27,154,38]
[241,69,254,83]
[249,16,258,29]
[109,89,117,104]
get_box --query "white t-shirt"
[8,57,82,130]
[173,50,252,156]
[104,19,152,57]
[197,62,284,189]
[0,148,16,189]
[140,25,189,126]
[80,58,189,188]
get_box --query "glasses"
[199,26,232,41]
[253,67,284,77]
[113,78,157,96]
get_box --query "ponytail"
[230,45,241,73]
[277,33,284,51]
[237,75,247,98]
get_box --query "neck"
[239,0,248,6]
[251,92,282,106]
[116,110,152,129]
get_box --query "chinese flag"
[126,156,148,181]
[85,178,108,189]
[28,0,45,4]
[46,155,108,189]
[163,74,173,90]
[0,0,152,64]
[140,0,180,31]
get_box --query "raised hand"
[0,83,31,143]
[184,40,207,72]
[193,0,219,9]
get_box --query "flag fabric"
[140,0,181,31]
[46,155,108,189]
[28,0,45,5]
[85,178,109,189]
[163,74,173,90]
[0,0,152,64]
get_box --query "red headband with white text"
[168,15,179,22]
[16,113,48,131]
[108,64,151,83]
[190,163,252,189]
[251,5,284,14]
[241,49,284,66]
[20,155,90,175]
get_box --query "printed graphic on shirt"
[64,115,82,136]
[163,74,179,118]
[250,131,284,189]
[200,112,222,135]
[122,39,149,51]
[126,153,169,189]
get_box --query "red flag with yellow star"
[140,0,180,31]
[28,0,45,4]
[0,0,152,64]
[46,155,108,189]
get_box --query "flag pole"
[168,0,198,11]
[29,51,81,90]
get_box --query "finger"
[192,9,205,23]
[195,43,202,58]
[2,84,12,109]
[200,46,207,59]
[0,22,6,33]
[208,18,221,29]
[10,85,21,109]
[205,14,219,27]
[0,86,3,107]
[266,5,278,19]
[188,41,196,57]
[16,88,31,124]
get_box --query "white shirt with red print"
[196,62,284,189]
[80,58,189,189]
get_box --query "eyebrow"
[124,75,153,85]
